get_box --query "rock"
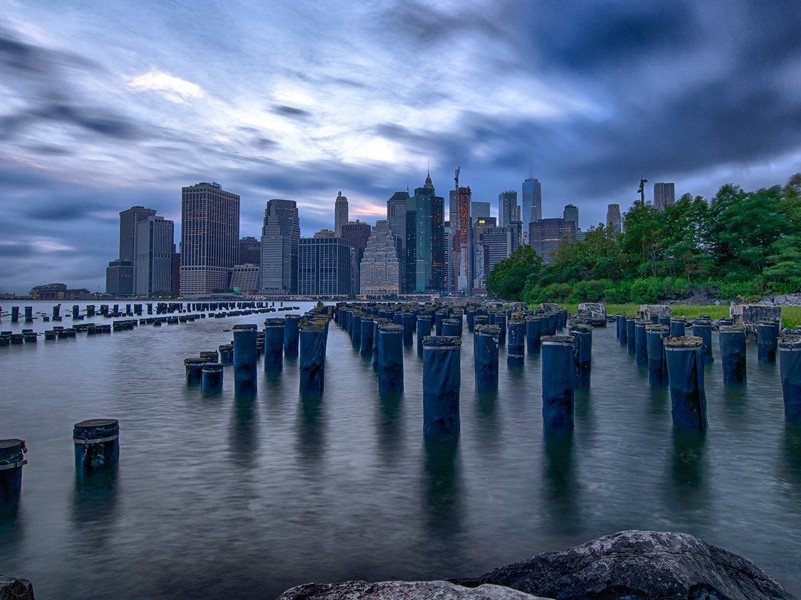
[0,576,34,600]
[455,530,793,600]
[277,580,551,600]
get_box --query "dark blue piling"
[441,318,461,338]
[495,314,506,346]
[779,335,801,422]
[507,319,525,364]
[664,337,707,431]
[184,358,207,383]
[526,316,542,354]
[719,325,747,384]
[435,311,447,336]
[473,315,489,330]
[570,324,592,387]
[299,320,328,397]
[0,439,26,513]
[422,336,461,437]
[474,325,500,391]
[24,306,32,323]
[646,324,669,386]
[73,419,119,475]
[658,315,671,327]
[201,363,224,392]
[233,324,258,395]
[284,315,300,358]
[626,318,637,354]
[52,305,60,320]
[351,313,362,349]
[417,315,433,352]
[635,320,649,365]
[377,323,404,395]
[542,336,575,431]
[616,314,627,345]
[401,313,416,346]
[692,319,713,363]
[11,307,19,323]
[264,319,284,373]
[669,319,686,337]
[757,321,780,363]
[360,317,374,357]
[218,344,233,365]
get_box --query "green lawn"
[554,303,801,328]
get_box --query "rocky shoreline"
[2,531,794,599]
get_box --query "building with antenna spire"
[334,191,348,237]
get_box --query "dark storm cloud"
[0,243,30,257]
[271,104,313,119]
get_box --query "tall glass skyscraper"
[522,177,542,225]
[260,199,300,294]
[498,190,518,228]
[406,173,445,293]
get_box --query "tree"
[486,245,542,300]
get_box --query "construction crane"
[638,178,648,205]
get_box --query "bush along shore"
[487,174,801,310]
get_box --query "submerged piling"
[233,324,258,395]
[542,336,575,431]
[0,439,26,512]
[507,319,525,364]
[526,316,542,354]
[664,337,707,431]
[779,335,801,422]
[635,320,649,365]
[377,323,404,395]
[626,318,637,354]
[360,317,374,357]
[299,320,328,396]
[422,336,461,437]
[351,312,362,349]
[616,314,627,345]
[73,419,119,475]
[401,313,416,346]
[719,325,747,384]
[669,319,686,337]
[646,324,670,386]
[218,344,234,365]
[757,321,780,363]
[692,319,714,363]
[474,324,500,391]
[441,318,460,338]
[284,315,300,358]
[570,324,593,387]
[201,362,224,392]
[184,358,207,383]
[416,314,433,352]
[264,319,284,373]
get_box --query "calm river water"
[1,301,800,598]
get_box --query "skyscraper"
[360,220,402,296]
[334,191,348,236]
[563,204,579,228]
[406,172,445,293]
[387,191,409,293]
[529,218,577,263]
[606,204,622,233]
[341,220,372,294]
[180,182,240,296]
[451,185,472,294]
[498,190,518,227]
[471,201,490,222]
[105,259,133,296]
[298,237,351,296]
[238,236,261,265]
[117,205,156,291]
[522,177,542,226]
[260,199,300,294]
[653,182,675,211]
[135,216,174,296]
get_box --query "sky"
[2,0,801,293]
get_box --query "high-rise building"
[341,220,372,294]
[260,199,300,294]
[238,236,261,265]
[387,191,409,293]
[498,190,518,227]
[171,251,180,296]
[118,205,156,291]
[406,172,445,293]
[230,264,260,293]
[298,237,352,296]
[606,204,622,233]
[360,220,401,296]
[334,191,348,237]
[451,185,472,294]
[105,259,134,296]
[471,201,490,222]
[180,182,240,296]
[135,216,174,295]
[529,218,577,264]
[563,204,579,228]
[522,177,542,227]
[653,182,675,211]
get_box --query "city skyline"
[2,1,801,292]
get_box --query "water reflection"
[422,436,462,540]
[781,424,801,488]
[542,430,580,534]
[648,385,669,418]
[667,429,709,511]
[296,395,325,465]
[229,397,259,468]
[71,468,119,547]
[376,393,403,466]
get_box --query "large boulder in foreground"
[279,580,550,599]
[456,530,793,600]
[0,576,34,600]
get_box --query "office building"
[406,173,445,293]
[654,182,675,211]
[116,205,156,291]
[563,204,579,228]
[360,220,402,296]
[471,201,490,222]
[334,191,348,236]
[387,191,409,293]
[498,190,518,227]
[451,185,472,294]
[180,182,240,295]
[522,177,542,227]
[606,204,622,233]
[230,264,260,293]
[105,260,134,296]
[238,236,261,265]
[260,199,300,294]
[171,251,180,296]
[298,237,352,296]
[135,216,175,295]
[341,220,372,294]
[529,218,577,263]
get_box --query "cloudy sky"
[2,0,801,293]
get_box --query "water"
[1,302,800,598]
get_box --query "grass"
[555,303,801,328]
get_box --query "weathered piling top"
[645,324,669,333]
[719,325,746,334]
[569,324,593,334]
[264,318,284,328]
[474,324,501,336]
[378,323,403,333]
[664,336,703,349]
[779,334,801,349]
[541,335,574,347]
[184,357,208,365]
[232,324,258,331]
[422,336,462,347]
